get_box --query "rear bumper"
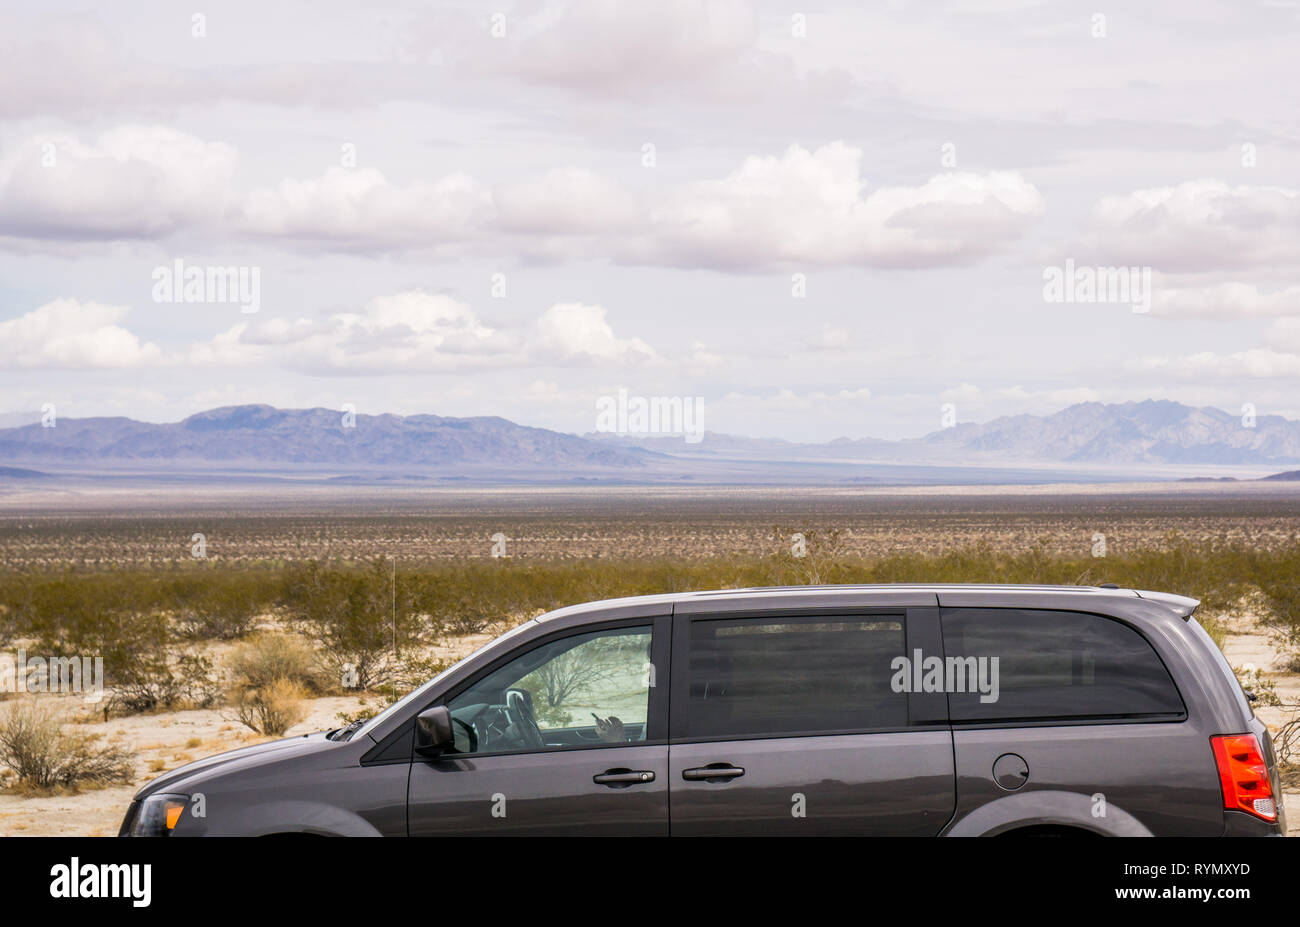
[1223,810,1285,836]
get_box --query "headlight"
[129,793,189,837]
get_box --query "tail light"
[1211,733,1276,822]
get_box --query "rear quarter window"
[941,608,1185,723]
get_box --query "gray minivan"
[119,584,1286,837]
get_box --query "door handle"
[682,764,745,782]
[593,768,656,785]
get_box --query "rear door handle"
[682,764,745,782]
[593,768,656,786]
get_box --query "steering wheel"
[505,690,545,750]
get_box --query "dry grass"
[0,700,133,793]
[231,679,308,736]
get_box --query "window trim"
[939,606,1188,728]
[668,606,932,744]
[419,614,671,761]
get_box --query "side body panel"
[408,745,668,835]
[934,593,1229,836]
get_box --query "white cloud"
[214,291,517,374]
[0,289,666,377]
[1087,180,1300,271]
[177,292,660,374]
[239,168,491,250]
[0,300,161,369]
[1135,348,1300,379]
[639,143,1045,269]
[0,130,1045,271]
[0,126,237,240]
[534,303,658,364]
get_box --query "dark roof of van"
[534,583,1200,624]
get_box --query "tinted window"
[683,615,908,738]
[941,608,1184,722]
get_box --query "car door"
[668,606,955,836]
[408,616,671,835]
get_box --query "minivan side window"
[941,608,1184,723]
[443,626,653,755]
[681,615,908,739]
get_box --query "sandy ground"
[0,695,371,836]
[0,628,501,837]
[1,617,1296,837]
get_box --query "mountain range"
[1,400,1297,484]
[0,405,652,473]
[587,400,1300,467]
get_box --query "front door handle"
[682,763,745,782]
[593,768,656,786]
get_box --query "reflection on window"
[445,627,652,755]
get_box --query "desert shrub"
[1276,711,1300,768]
[0,700,133,791]
[168,569,280,640]
[281,559,426,691]
[771,526,850,585]
[110,651,223,716]
[228,633,323,693]
[393,653,452,691]
[232,679,307,736]
[4,540,1300,697]
[172,586,258,640]
[336,701,381,726]
[1233,666,1281,706]
[8,592,218,717]
[7,572,143,654]
[0,568,281,646]
[1254,544,1300,666]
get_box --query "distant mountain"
[916,400,1300,465]
[0,466,50,479]
[2,400,1297,484]
[1262,469,1300,481]
[0,405,653,472]
[587,400,1300,467]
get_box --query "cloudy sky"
[1,0,1297,441]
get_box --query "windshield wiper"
[328,719,366,742]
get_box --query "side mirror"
[414,706,454,756]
